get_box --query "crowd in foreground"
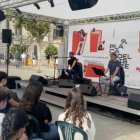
[0,71,96,140]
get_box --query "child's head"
[0,71,8,86]
[0,88,8,109]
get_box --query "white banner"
[68,20,140,89]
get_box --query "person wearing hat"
[101,52,121,86]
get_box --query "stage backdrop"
[68,20,140,89]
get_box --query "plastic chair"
[56,121,88,140]
[26,114,43,140]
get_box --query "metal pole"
[6,12,10,76]
[6,44,10,76]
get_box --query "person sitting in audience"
[1,109,28,140]
[0,71,19,112]
[58,87,96,140]
[19,81,59,140]
[0,88,8,136]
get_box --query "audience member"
[1,109,28,140]
[58,87,96,140]
[19,81,59,140]
[0,71,19,113]
[0,88,8,136]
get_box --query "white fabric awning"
[20,0,140,20]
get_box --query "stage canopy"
[18,0,140,20]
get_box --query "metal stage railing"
[0,0,46,10]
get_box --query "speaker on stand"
[0,10,6,22]
[2,29,12,76]
[56,26,64,37]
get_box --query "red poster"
[90,30,102,52]
[72,31,87,55]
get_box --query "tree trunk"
[37,41,42,73]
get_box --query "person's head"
[19,81,43,112]
[65,88,91,128]
[69,52,74,58]
[2,109,27,140]
[0,88,8,110]
[102,40,105,44]
[0,71,8,86]
[92,28,96,32]
[80,29,85,37]
[110,52,118,61]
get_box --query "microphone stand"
[45,56,69,85]
[6,43,10,76]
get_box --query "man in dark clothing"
[66,52,78,79]
[100,52,121,86]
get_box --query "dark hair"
[110,52,118,58]
[0,88,8,102]
[2,109,27,140]
[19,81,43,112]
[0,71,7,82]
[64,88,91,129]
[69,51,74,55]
[80,29,86,37]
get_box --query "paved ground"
[0,64,55,80]
[1,65,140,140]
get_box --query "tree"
[45,44,58,57]
[13,17,50,71]
[10,44,29,54]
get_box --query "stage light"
[68,0,98,11]
[0,10,6,22]
[34,3,40,9]
[15,8,22,14]
[48,0,55,7]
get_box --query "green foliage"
[10,44,20,54]
[10,44,29,54]
[13,18,50,42]
[45,44,58,56]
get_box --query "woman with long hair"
[18,81,59,140]
[1,109,28,140]
[58,87,96,140]
[77,29,86,55]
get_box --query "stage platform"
[15,80,140,116]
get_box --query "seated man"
[0,71,19,113]
[100,52,121,87]
[66,52,79,79]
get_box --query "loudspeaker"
[0,10,6,22]
[82,78,92,85]
[128,93,140,110]
[56,26,64,37]
[6,76,21,89]
[2,29,12,44]
[79,84,97,96]
[68,0,98,11]
[58,79,74,88]
[30,75,48,86]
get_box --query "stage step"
[41,93,65,108]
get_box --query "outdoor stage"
[15,80,140,116]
